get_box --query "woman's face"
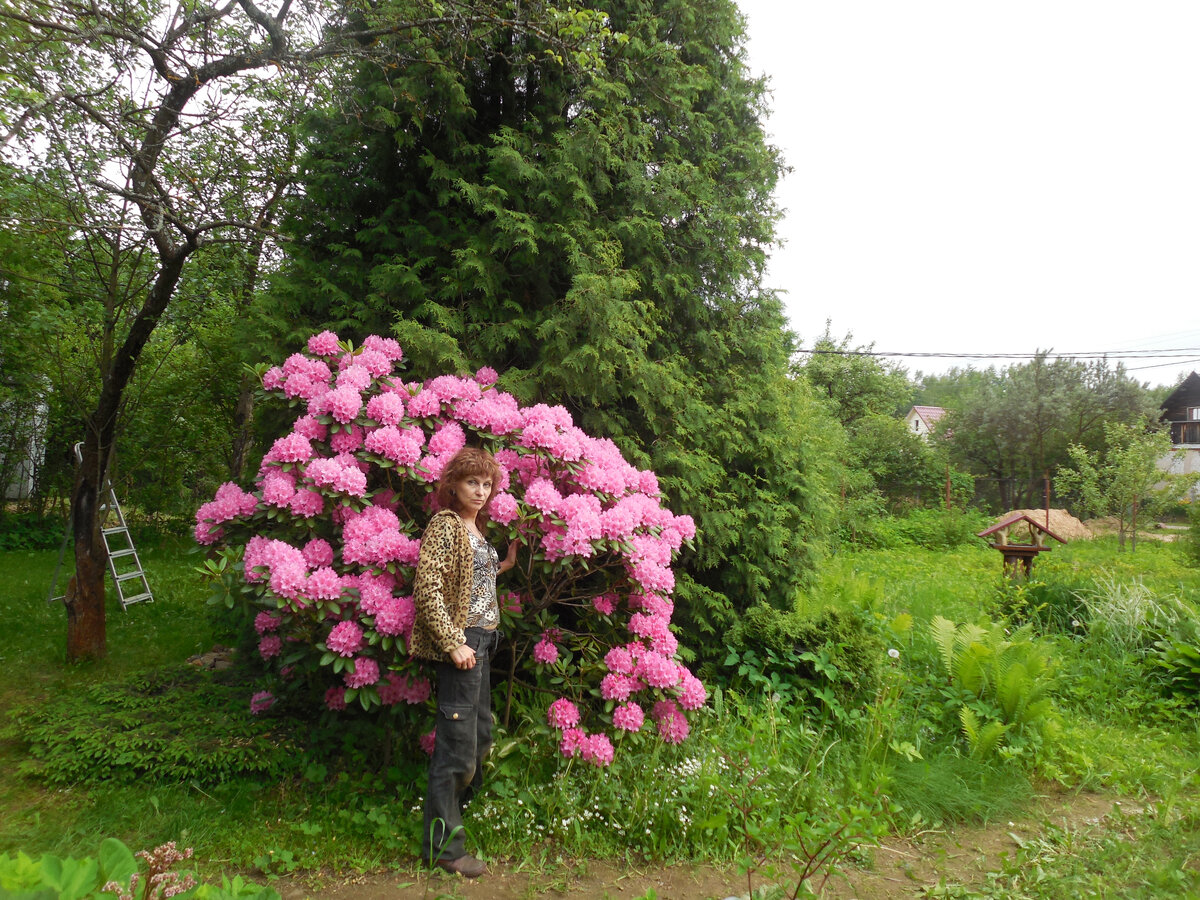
[453,473,493,513]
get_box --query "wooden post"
[945,465,952,508]
[1044,472,1050,530]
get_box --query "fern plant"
[930,615,1059,760]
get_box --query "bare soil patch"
[273,789,1134,899]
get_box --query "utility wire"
[796,348,1200,361]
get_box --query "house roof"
[909,405,948,428]
[1161,371,1200,412]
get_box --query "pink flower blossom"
[327,620,363,657]
[373,595,417,637]
[428,421,466,456]
[329,425,364,453]
[604,646,635,675]
[292,415,327,441]
[263,366,286,390]
[362,334,403,361]
[524,478,561,514]
[613,702,645,732]
[266,433,313,464]
[559,727,586,758]
[676,671,708,710]
[355,348,392,378]
[592,593,618,616]
[600,673,635,701]
[579,732,615,767]
[652,700,690,744]
[547,697,581,730]
[475,366,498,386]
[254,611,280,634]
[325,687,347,711]
[305,567,343,601]
[250,691,275,715]
[344,656,380,688]
[258,634,282,659]
[489,492,519,524]
[636,651,682,689]
[325,386,363,424]
[336,364,372,392]
[533,638,559,665]
[308,331,341,356]
[407,389,441,418]
[419,728,437,755]
[366,392,406,425]
[302,538,335,569]
[289,489,325,518]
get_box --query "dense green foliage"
[917,354,1155,510]
[268,0,835,660]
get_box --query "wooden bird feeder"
[977,512,1066,577]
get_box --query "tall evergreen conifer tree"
[270,0,831,662]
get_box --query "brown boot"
[435,855,487,878]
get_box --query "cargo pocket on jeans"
[439,704,474,726]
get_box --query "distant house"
[1159,372,1200,498]
[905,405,947,440]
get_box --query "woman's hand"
[449,643,476,670]
[499,536,519,575]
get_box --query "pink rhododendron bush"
[196,332,703,766]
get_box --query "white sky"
[735,1,1200,389]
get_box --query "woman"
[410,447,518,878]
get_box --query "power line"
[796,348,1200,361]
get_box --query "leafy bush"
[853,506,991,551]
[0,513,65,551]
[723,604,885,712]
[2,667,303,785]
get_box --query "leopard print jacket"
[409,509,474,661]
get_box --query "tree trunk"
[65,248,190,660]
[228,374,257,481]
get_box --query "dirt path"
[274,790,1131,899]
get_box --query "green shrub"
[0,513,65,551]
[852,506,992,551]
[2,666,304,785]
[1153,635,1200,702]
[723,604,885,712]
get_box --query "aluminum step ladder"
[47,443,153,610]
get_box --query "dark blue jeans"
[422,627,498,863]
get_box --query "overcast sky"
[734,1,1200,389]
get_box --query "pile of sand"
[998,508,1093,541]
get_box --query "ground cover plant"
[1,528,1198,896]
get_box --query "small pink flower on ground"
[327,620,363,657]
[613,702,645,732]
[547,697,580,730]
[250,691,275,715]
[325,687,347,711]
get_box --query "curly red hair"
[435,448,502,519]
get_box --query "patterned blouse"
[465,531,500,630]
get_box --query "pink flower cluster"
[196,331,704,763]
